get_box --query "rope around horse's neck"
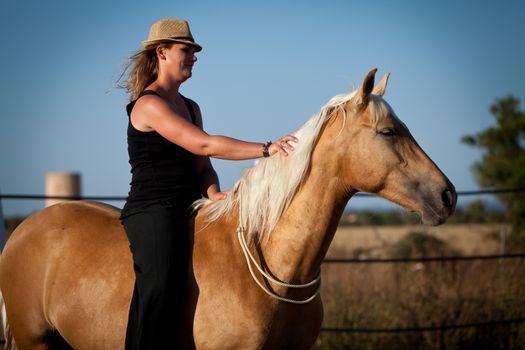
[236,186,321,304]
[237,227,321,304]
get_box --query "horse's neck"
[263,128,351,284]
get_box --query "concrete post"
[45,172,82,207]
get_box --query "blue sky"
[1,0,524,216]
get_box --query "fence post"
[0,188,6,252]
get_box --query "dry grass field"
[328,223,509,259]
[314,223,525,350]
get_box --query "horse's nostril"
[441,188,454,210]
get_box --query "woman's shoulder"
[128,92,173,131]
[127,90,164,118]
[133,91,169,112]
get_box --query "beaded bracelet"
[262,141,272,158]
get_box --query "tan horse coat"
[0,69,456,349]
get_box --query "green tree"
[461,95,525,242]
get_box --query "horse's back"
[0,201,133,349]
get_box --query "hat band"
[169,36,194,41]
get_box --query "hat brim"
[142,38,202,52]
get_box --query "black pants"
[121,203,191,350]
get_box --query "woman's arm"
[194,155,227,200]
[190,101,227,200]
[131,94,297,160]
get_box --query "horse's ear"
[372,72,391,97]
[354,68,377,107]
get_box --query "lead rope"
[236,185,321,304]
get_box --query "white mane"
[193,90,358,239]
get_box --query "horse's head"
[323,68,456,225]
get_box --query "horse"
[0,68,456,349]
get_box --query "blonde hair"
[193,90,362,240]
[118,43,173,101]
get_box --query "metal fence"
[320,253,525,334]
[1,187,525,201]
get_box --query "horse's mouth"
[420,211,447,226]
[418,200,456,226]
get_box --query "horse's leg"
[1,277,73,350]
[2,304,50,350]
[0,216,75,349]
[0,257,56,349]
[6,326,72,350]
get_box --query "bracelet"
[262,141,272,158]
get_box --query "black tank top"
[121,90,201,216]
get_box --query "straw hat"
[142,18,202,52]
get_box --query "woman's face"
[158,43,198,82]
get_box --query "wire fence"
[321,252,525,332]
[323,252,525,264]
[321,317,525,333]
[320,253,525,334]
[2,188,525,335]
[1,187,525,201]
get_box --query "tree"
[461,95,525,242]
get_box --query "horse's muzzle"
[420,182,457,226]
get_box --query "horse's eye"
[378,128,396,138]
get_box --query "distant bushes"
[389,232,459,259]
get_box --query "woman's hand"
[209,191,228,201]
[268,134,299,157]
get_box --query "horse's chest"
[193,295,321,349]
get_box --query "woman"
[119,18,297,349]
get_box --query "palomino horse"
[0,69,456,349]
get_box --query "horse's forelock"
[367,95,397,126]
